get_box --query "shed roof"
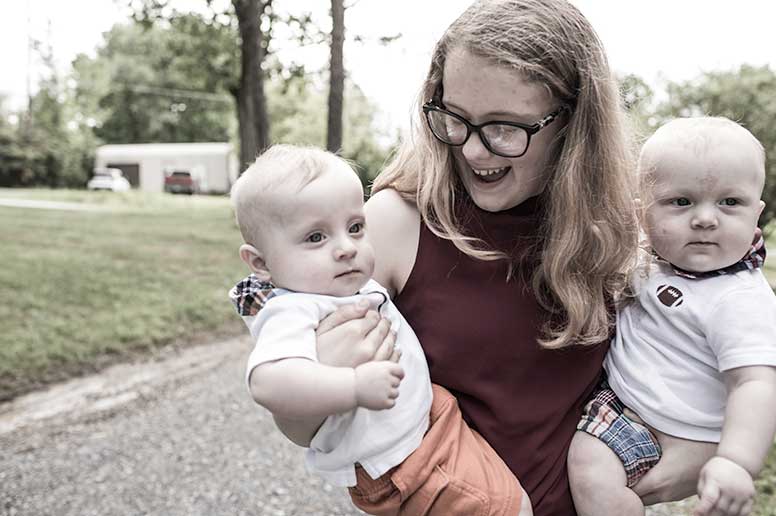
[96,142,234,158]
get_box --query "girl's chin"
[467,192,524,212]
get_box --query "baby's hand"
[693,456,754,516]
[353,361,404,410]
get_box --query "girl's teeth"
[473,167,508,176]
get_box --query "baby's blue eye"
[673,198,691,206]
[720,198,738,206]
[349,222,363,234]
[306,232,324,243]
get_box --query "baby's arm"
[250,358,404,420]
[271,302,399,446]
[694,365,776,516]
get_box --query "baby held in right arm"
[229,144,531,515]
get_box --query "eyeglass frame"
[421,100,569,158]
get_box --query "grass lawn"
[0,188,249,401]
[764,228,776,287]
[754,444,776,515]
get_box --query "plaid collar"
[229,274,276,316]
[228,275,387,316]
[656,230,767,280]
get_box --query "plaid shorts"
[577,378,662,487]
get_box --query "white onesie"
[242,279,432,486]
[605,262,776,442]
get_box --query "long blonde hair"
[373,0,639,348]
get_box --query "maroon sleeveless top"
[394,195,608,516]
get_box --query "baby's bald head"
[230,144,358,247]
[639,116,765,196]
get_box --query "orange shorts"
[348,384,524,516]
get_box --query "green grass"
[764,228,776,287]
[0,188,249,401]
[754,444,776,515]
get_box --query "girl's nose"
[461,132,492,162]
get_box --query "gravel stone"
[0,337,363,516]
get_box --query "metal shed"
[94,143,238,194]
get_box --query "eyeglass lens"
[426,109,529,156]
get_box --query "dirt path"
[0,336,361,516]
[0,336,694,515]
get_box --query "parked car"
[164,170,199,195]
[87,168,131,192]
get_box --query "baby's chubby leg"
[631,428,716,505]
[568,431,644,516]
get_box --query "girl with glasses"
[273,0,716,514]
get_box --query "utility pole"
[24,0,33,137]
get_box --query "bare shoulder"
[364,189,420,297]
[365,189,419,235]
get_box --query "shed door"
[108,163,140,187]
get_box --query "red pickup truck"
[164,171,199,195]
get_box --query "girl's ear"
[758,200,766,217]
[239,244,272,283]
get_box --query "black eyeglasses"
[422,101,567,158]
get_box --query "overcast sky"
[2,0,775,132]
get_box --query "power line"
[124,84,233,104]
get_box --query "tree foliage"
[78,18,235,145]
[0,100,29,187]
[0,3,396,189]
[618,73,657,144]
[0,39,95,188]
[268,67,393,188]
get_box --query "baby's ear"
[758,200,766,217]
[239,244,272,283]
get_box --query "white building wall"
[143,158,164,192]
[94,143,236,194]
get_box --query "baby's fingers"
[725,499,745,516]
[316,300,370,334]
[694,481,720,516]
[388,363,405,383]
[738,498,754,516]
[722,490,754,516]
[388,345,402,363]
[362,318,392,358]
[373,329,397,361]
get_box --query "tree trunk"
[326,0,345,154]
[232,85,256,173]
[233,0,270,171]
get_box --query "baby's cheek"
[644,212,662,236]
[647,224,668,243]
[648,226,677,258]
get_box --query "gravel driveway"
[0,336,362,516]
[0,336,691,516]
